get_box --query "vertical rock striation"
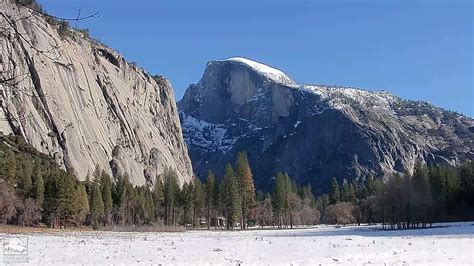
[0,1,193,184]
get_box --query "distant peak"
[218,57,295,85]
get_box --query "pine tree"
[85,173,92,201]
[57,173,78,226]
[316,193,330,216]
[100,170,113,225]
[459,162,474,206]
[341,180,357,202]
[366,178,383,196]
[118,175,134,225]
[43,168,62,227]
[179,182,191,226]
[90,181,105,229]
[163,168,179,226]
[17,159,33,198]
[0,149,17,186]
[411,163,432,227]
[429,166,447,221]
[192,177,204,228]
[75,183,90,225]
[330,177,340,204]
[132,186,147,225]
[273,172,291,228]
[31,161,45,208]
[234,151,256,229]
[152,175,164,221]
[144,189,155,224]
[205,170,216,229]
[302,184,316,207]
[221,163,239,229]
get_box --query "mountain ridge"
[178,57,474,192]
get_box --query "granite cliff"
[179,57,474,192]
[0,1,193,184]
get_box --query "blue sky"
[40,0,473,116]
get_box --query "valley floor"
[0,222,472,265]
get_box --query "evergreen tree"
[459,162,474,206]
[90,181,105,229]
[17,159,33,198]
[0,149,17,186]
[163,168,179,226]
[221,163,240,229]
[180,182,193,226]
[31,161,45,208]
[234,151,256,229]
[366,178,383,196]
[302,184,315,206]
[152,175,164,221]
[119,176,135,226]
[192,177,204,228]
[411,163,432,227]
[341,180,357,203]
[429,166,448,221]
[330,177,340,204]
[57,173,78,226]
[43,168,61,227]
[316,193,330,217]
[144,189,155,224]
[100,170,113,225]
[75,183,90,225]
[205,170,216,229]
[273,172,291,228]
[85,173,92,201]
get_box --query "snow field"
[1,222,472,265]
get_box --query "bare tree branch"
[17,2,100,22]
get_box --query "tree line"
[1,133,473,230]
[316,162,474,229]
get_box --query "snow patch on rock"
[223,57,295,85]
[180,113,237,152]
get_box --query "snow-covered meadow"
[1,223,473,265]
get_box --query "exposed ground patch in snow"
[2,222,472,264]
[223,57,295,85]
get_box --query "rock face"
[0,1,193,185]
[179,57,474,192]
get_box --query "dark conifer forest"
[0,133,473,230]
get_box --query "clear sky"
[40,0,473,116]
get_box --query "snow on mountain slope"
[220,57,295,85]
[302,85,399,112]
[180,112,236,152]
[179,57,474,192]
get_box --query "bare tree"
[0,183,19,224]
[325,202,356,226]
[17,198,42,226]
[256,196,273,228]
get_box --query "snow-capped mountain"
[178,57,474,192]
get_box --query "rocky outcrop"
[0,1,193,185]
[179,57,474,193]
